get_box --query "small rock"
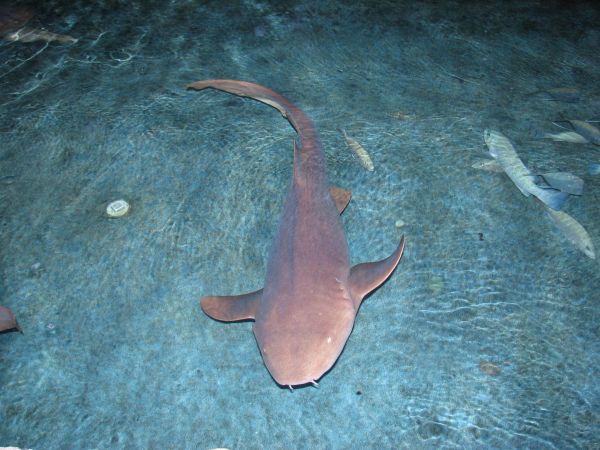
[106,199,130,218]
[479,360,501,376]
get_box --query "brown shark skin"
[0,305,20,333]
[188,80,405,387]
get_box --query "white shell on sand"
[106,199,130,218]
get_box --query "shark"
[188,80,405,388]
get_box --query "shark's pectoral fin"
[329,186,352,214]
[200,289,262,322]
[349,235,405,310]
[0,306,21,333]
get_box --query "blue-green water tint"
[1,1,599,448]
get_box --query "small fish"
[546,208,595,259]
[479,361,502,376]
[546,87,581,102]
[483,129,568,210]
[0,305,21,333]
[0,5,77,45]
[473,158,582,195]
[471,158,503,172]
[541,131,589,144]
[475,148,581,195]
[387,111,412,120]
[0,175,17,185]
[5,27,77,44]
[526,87,580,103]
[568,120,600,145]
[342,129,374,171]
[589,163,600,176]
[428,275,444,295]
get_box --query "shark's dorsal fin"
[349,236,405,310]
[329,186,351,214]
[200,289,262,322]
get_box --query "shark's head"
[253,303,356,387]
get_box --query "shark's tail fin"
[187,79,315,140]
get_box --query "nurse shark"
[188,80,405,388]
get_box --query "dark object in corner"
[0,4,33,36]
[0,305,22,333]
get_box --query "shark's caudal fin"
[349,236,405,310]
[200,289,262,322]
[187,80,312,139]
[188,79,289,117]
